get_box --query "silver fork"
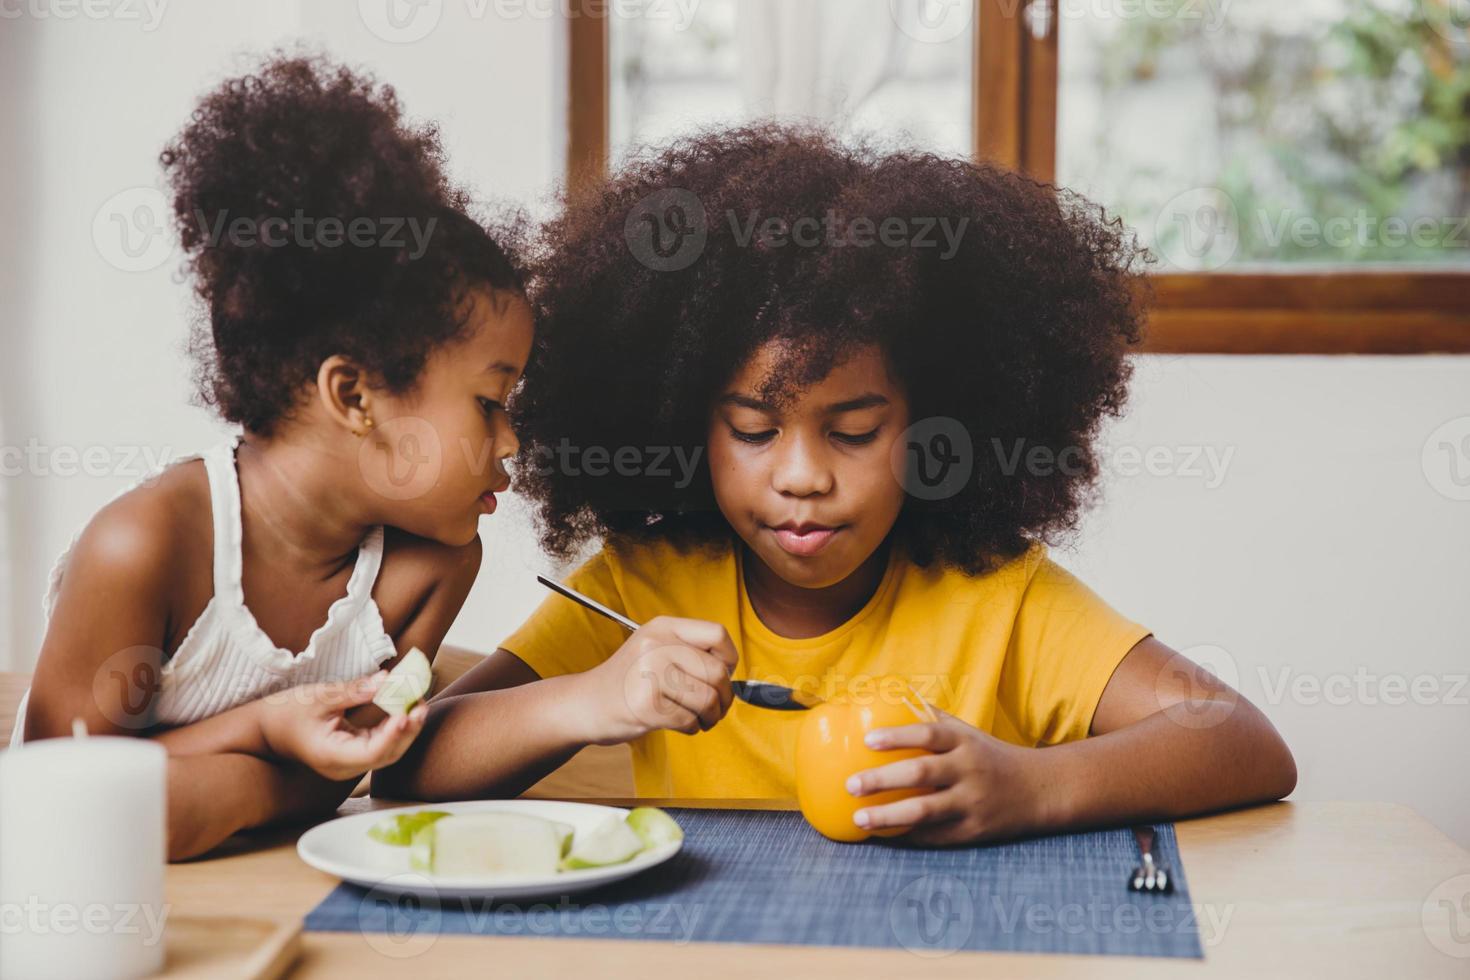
[1129,826,1173,894]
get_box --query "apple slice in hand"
[410,813,563,876]
[372,647,432,717]
[562,815,644,870]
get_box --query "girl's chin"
[413,516,483,549]
[754,545,861,591]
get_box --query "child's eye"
[478,397,504,418]
[729,426,777,445]
[832,428,879,446]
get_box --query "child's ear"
[316,355,376,436]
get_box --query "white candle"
[0,730,167,979]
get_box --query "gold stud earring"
[363,416,375,431]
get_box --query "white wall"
[0,0,563,664]
[2,4,1466,849]
[1067,356,1470,851]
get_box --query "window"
[568,0,1470,353]
[1060,2,1470,270]
[609,0,974,161]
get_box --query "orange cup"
[795,684,935,842]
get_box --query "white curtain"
[734,0,905,127]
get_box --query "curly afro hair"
[162,52,524,435]
[515,124,1147,575]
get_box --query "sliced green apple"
[550,820,575,858]
[409,822,434,873]
[409,813,563,876]
[625,807,683,850]
[561,815,644,870]
[372,647,432,717]
[367,809,449,847]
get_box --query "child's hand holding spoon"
[536,576,819,717]
[536,577,740,740]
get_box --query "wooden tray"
[157,914,301,979]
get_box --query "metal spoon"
[728,680,823,711]
[535,574,824,710]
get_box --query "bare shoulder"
[65,460,210,592]
[28,461,213,736]
[374,528,483,640]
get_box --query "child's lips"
[479,480,510,515]
[770,524,841,557]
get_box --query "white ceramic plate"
[297,799,683,901]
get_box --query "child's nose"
[770,435,834,497]
[494,412,520,461]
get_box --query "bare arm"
[155,531,489,850]
[373,617,740,802]
[22,501,414,860]
[150,699,271,756]
[372,649,593,800]
[1044,636,1297,826]
[165,754,359,861]
[849,637,1297,843]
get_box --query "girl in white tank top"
[10,435,399,744]
[13,54,532,860]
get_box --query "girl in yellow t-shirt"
[376,126,1296,844]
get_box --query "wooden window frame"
[569,2,1470,354]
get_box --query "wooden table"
[169,786,1470,978]
[7,666,1468,976]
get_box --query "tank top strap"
[345,525,387,604]
[201,433,246,606]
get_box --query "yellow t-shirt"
[502,537,1150,800]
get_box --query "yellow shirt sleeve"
[498,550,632,679]
[998,556,1152,747]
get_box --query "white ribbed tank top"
[10,434,398,746]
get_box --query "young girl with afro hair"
[382,125,1296,845]
[20,55,741,859]
[12,53,555,859]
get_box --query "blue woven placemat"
[304,809,1202,958]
